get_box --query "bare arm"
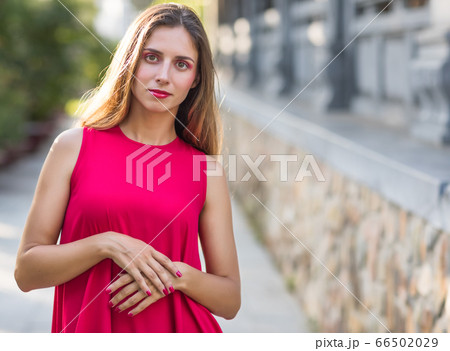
[15,128,180,294]
[176,158,241,319]
[15,128,91,291]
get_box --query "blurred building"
[217,0,450,332]
[218,0,450,145]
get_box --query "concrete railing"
[217,0,450,146]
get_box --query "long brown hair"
[77,3,222,155]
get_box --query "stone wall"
[223,113,450,332]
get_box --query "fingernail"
[106,288,111,293]
[115,307,121,313]
[146,290,152,297]
[163,288,168,296]
[169,286,175,293]
[176,271,182,277]
[108,301,114,307]
[128,312,133,317]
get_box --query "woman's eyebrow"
[143,47,195,63]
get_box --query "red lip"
[149,89,171,99]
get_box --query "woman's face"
[130,25,199,117]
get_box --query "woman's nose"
[155,62,170,84]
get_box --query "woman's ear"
[191,75,199,89]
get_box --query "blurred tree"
[131,0,152,10]
[0,0,112,150]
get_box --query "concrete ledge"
[221,86,450,232]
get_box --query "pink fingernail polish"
[108,301,114,307]
[106,288,111,293]
[163,288,168,296]
[146,290,152,297]
[169,286,175,293]
[115,307,121,313]
[128,312,133,317]
[176,271,182,277]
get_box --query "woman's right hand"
[101,231,182,297]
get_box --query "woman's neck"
[121,102,178,145]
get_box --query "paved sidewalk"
[0,131,55,332]
[0,120,308,332]
[217,199,308,332]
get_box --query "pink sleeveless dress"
[51,125,222,333]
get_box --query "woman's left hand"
[107,273,165,316]
[107,262,187,316]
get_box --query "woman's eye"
[145,54,158,62]
[176,61,189,69]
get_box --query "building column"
[248,0,262,86]
[441,31,450,143]
[327,0,354,109]
[279,0,294,94]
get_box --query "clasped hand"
[105,231,184,316]
[107,272,171,316]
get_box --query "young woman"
[14,3,240,333]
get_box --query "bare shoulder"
[50,127,83,159]
[53,127,83,152]
[46,127,84,178]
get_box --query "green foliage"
[0,64,27,146]
[0,0,112,148]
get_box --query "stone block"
[394,283,408,317]
[324,196,345,232]
[405,304,416,332]
[435,274,448,313]
[331,172,344,194]
[420,309,433,333]
[345,199,362,225]
[424,224,441,251]
[370,191,382,212]
[381,202,397,245]
[361,214,382,279]
[377,249,391,282]
[339,227,354,268]
[409,273,417,298]
[420,234,428,263]
[417,263,433,296]
[442,281,450,324]
[432,315,448,333]
[348,310,365,332]
[396,263,408,302]
[303,280,324,321]
[431,236,448,311]
[399,210,407,240]
[355,224,368,267]
[409,216,426,264]
[346,181,360,200]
